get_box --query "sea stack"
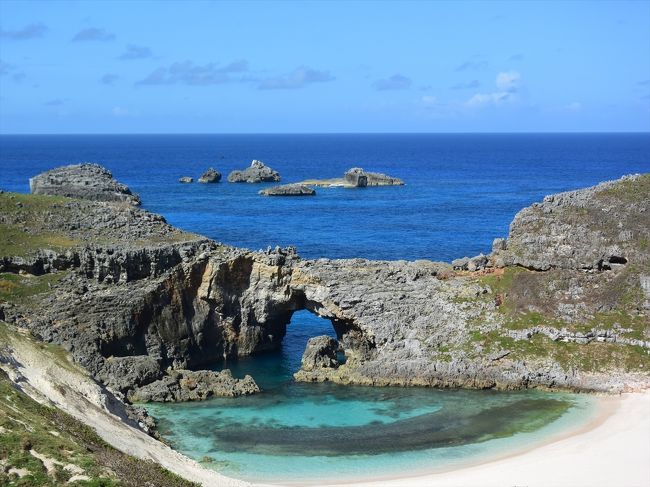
[228,160,281,183]
[198,168,221,183]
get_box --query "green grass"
[595,173,650,203]
[467,329,650,374]
[0,272,68,304]
[0,371,198,486]
[0,224,78,259]
[0,323,199,487]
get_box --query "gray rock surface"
[497,174,649,271]
[344,168,368,187]
[345,167,404,186]
[227,160,280,183]
[259,184,316,196]
[178,176,193,183]
[299,336,340,371]
[198,168,221,183]
[129,369,259,402]
[2,173,648,398]
[29,163,141,205]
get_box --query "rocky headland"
[2,167,648,397]
[227,160,280,183]
[29,163,142,205]
[2,165,648,485]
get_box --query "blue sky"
[0,0,649,133]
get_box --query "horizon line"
[1,130,649,136]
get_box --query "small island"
[259,184,316,196]
[300,167,404,188]
[228,160,281,183]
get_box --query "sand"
[308,390,650,487]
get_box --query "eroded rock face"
[2,174,649,398]
[198,168,221,183]
[228,160,280,183]
[128,369,259,402]
[497,174,649,271]
[299,336,340,371]
[29,163,141,205]
[345,168,404,187]
[259,184,316,196]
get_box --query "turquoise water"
[145,312,597,484]
[1,134,619,482]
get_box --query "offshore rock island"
[0,165,649,485]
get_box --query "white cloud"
[464,71,522,108]
[495,71,521,92]
[465,92,510,107]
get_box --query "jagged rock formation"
[1,172,649,399]
[227,160,280,183]
[178,176,193,183]
[129,369,259,402]
[345,167,404,187]
[259,184,316,196]
[198,168,221,183]
[29,163,141,205]
[297,336,341,372]
[300,167,404,188]
[496,174,649,271]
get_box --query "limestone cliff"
[1,172,649,400]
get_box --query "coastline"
[287,390,649,487]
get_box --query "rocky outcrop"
[345,168,404,187]
[178,177,193,183]
[198,168,221,183]
[128,369,259,402]
[1,174,649,398]
[496,174,649,271]
[301,168,404,188]
[259,184,316,196]
[298,336,340,371]
[227,160,280,183]
[29,163,141,205]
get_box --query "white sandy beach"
[306,390,650,487]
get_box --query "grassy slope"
[0,192,202,260]
[462,266,650,375]
[0,322,198,487]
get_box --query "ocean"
[1,133,648,482]
[2,133,649,261]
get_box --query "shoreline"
[275,390,648,487]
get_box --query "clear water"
[1,133,649,261]
[145,311,596,483]
[1,133,640,482]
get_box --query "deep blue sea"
[2,133,649,261]
[1,133,648,482]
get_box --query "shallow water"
[145,311,596,483]
[1,133,622,481]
